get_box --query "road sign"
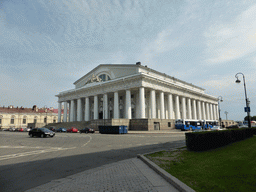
[244,107,250,112]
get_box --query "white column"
[63,101,68,122]
[70,100,74,122]
[216,104,219,120]
[192,99,197,120]
[187,98,192,119]
[213,104,216,120]
[197,100,202,120]
[68,101,70,122]
[94,95,98,120]
[209,104,213,120]
[167,94,173,119]
[160,91,165,119]
[150,90,156,118]
[77,98,82,121]
[202,101,206,120]
[58,102,62,123]
[175,95,180,119]
[206,103,210,120]
[182,97,186,119]
[114,92,119,119]
[139,87,145,118]
[85,97,90,121]
[103,93,108,119]
[126,90,131,119]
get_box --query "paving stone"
[26,158,179,192]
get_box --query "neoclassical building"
[56,63,219,130]
[0,105,61,129]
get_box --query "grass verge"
[146,137,256,192]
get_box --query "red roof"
[0,107,63,114]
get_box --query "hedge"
[186,128,254,151]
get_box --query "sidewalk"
[26,156,194,192]
[26,158,178,192]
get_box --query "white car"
[211,126,225,131]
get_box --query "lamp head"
[235,79,241,83]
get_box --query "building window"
[99,74,111,82]
[23,118,26,124]
[0,119,2,124]
[34,117,37,124]
[44,117,47,123]
[53,119,56,123]
[11,118,14,124]
[168,122,171,127]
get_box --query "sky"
[1,0,256,121]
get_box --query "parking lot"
[0,131,185,192]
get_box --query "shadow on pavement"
[0,139,185,192]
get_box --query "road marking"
[81,135,92,147]
[0,147,76,161]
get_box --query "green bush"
[186,128,253,151]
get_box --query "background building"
[0,105,64,129]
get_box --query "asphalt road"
[0,131,186,192]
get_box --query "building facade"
[56,63,219,130]
[0,105,62,129]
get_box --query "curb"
[137,149,195,192]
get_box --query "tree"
[244,116,254,121]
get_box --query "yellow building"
[0,105,64,129]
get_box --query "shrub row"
[186,128,254,151]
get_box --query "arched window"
[0,115,3,125]
[44,117,47,123]
[99,74,111,82]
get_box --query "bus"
[202,120,219,130]
[175,119,203,131]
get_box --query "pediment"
[74,64,139,89]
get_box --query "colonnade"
[58,88,219,123]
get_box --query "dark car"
[80,127,95,134]
[29,128,55,138]
[48,126,56,132]
[226,124,239,129]
[56,128,67,132]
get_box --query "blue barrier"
[99,126,128,134]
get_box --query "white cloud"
[204,4,256,63]
[139,29,181,65]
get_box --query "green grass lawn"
[146,136,256,192]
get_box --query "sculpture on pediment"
[85,74,102,85]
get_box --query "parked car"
[80,127,95,134]
[9,128,16,132]
[48,126,56,132]
[226,124,239,129]
[18,128,24,132]
[211,126,225,131]
[67,127,78,133]
[29,128,55,138]
[25,128,31,132]
[56,128,67,132]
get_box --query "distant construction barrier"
[99,126,128,134]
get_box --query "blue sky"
[1,0,256,121]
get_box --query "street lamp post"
[235,72,251,128]
[224,111,228,120]
[218,96,223,128]
[44,105,47,125]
